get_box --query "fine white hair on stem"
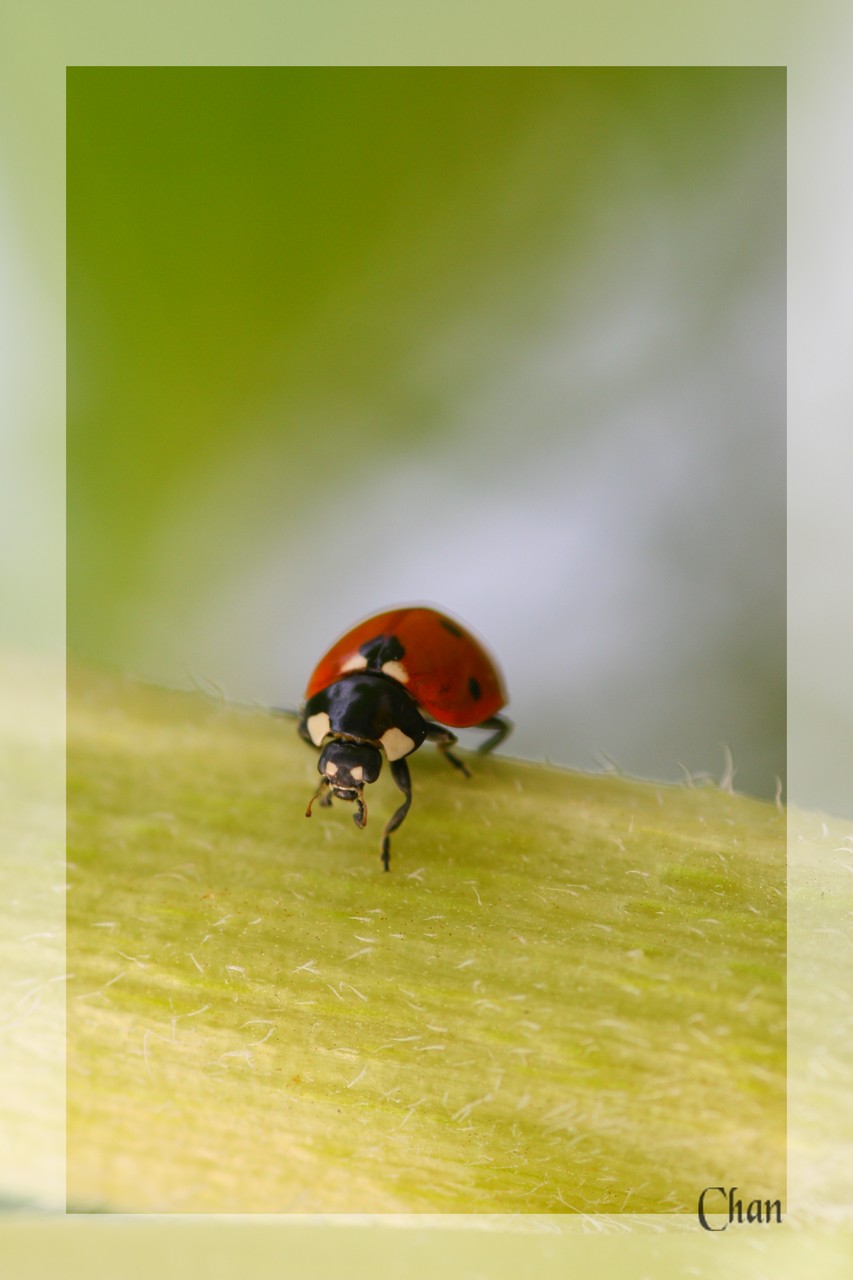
[594,749,622,775]
[339,982,368,1002]
[74,971,126,1003]
[719,743,736,793]
[452,1092,493,1123]
[181,663,226,703]
[344,947,375,961]
[773,775,784,811]
[142,1026,174,1080]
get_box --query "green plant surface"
[0,656,65,1212]
[67,666,785,1214]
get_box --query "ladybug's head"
[306,739,383,829]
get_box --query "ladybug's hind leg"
[425,724,471,778]
[474,713,512,755]
[381,758,412,871]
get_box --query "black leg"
[381,757,412,871]
[353,792,368,829]
[425,724,471,778]
[474,713,512,755]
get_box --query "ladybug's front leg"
[381,758,412,872]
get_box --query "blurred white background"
[0,57,847,817]
[68,71,784,798]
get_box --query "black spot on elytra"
[440,618,463,637]
[359,632,405,670]
[468,676,482,701]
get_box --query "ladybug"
[298,605,511,870]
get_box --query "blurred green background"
[67,67,785,798]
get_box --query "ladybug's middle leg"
[424,724,471,779]
[473,713,513,755]
[381,758,412,871]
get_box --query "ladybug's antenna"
[305,777,330,817]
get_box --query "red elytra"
[304,605,507,727]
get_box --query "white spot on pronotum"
[307,712,331,745]
[380,727,415,760]
[381,660,409,683]
[340,653,368,673]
